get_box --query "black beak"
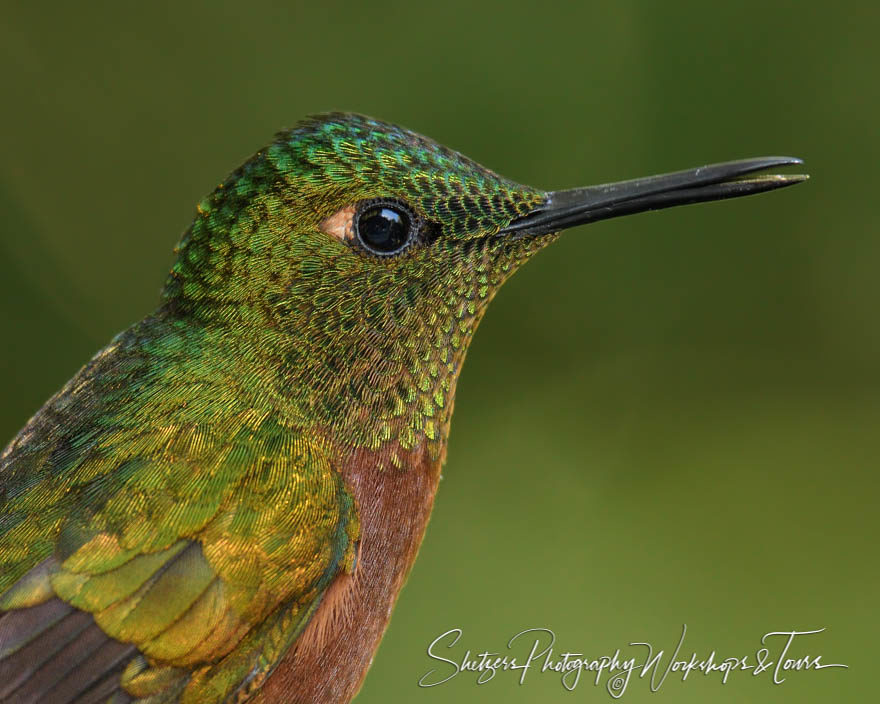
[499,157,808,238]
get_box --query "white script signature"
[418,625,847,697]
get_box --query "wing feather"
[0,323,359,703]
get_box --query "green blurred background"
[1,1,876,701]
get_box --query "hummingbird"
[0,113,805,703]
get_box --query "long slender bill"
[501,157,808,237]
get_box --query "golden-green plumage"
[0,313,359,701]
[0,113,551,703]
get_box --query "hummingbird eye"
[354,199,418,256]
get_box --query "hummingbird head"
[163,113,805,465]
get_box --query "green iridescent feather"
[0,314,359,701]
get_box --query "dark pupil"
[359,207,409,253]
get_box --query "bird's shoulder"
[0,315,359,702]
